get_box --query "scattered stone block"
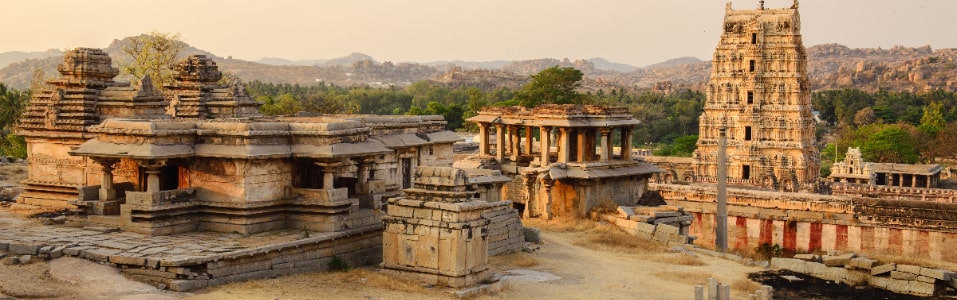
[849,257,876,269]
[871,263,895,276]
[1,256,18,266]
[805,262,828,276]
[867,276,890,289]
[844,271,867,285]
[919,267,952,281]
[907,280,935,297]
[891,271,918,280]
[770,258,806,274]
[822,253,854,267]
[916,275,935,284]
[654,211,681,218]
[523,227,541,244]
[885,278,910,294]
[628,215,653,222]
[793,254,816,261]
[18,255,32,265]
[8,243,40,255]
[616,206,634,218]
[896,264,921,275]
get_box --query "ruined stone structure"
[654,182,957,264]
[382,166,519,287]
[16,48,461,236]
[692,0,819,192]
[829,147,941,188]
[463,105,661,219]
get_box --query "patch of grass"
[522,216,597,233]
[489,251,540,270]
[654,270,714,285]
[730,278,762,293]
[573,224,666,254]
[328,256,351,272]
[650,254,708,266]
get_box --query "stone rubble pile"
[604,205,694,245]
[771,252,957,297]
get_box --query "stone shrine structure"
[691,0,819,192]
[16,48,462,236]
[381,166,518,287]
[463,105,661,219]
[829,147,941,188]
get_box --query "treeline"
[815,88,957,176]
[244,78,707,152]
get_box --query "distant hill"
[588,58,638,73]
[0,49,63,69]
[3,36,956,94]
[255,52,376,67]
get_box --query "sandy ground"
[0,219,761,300]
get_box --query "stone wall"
[482,203,525,256]
[653,183,957,263]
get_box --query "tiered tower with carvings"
[692,0,819,191]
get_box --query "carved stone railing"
[831,182,957,203]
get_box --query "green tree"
[514,66,586,107]
[120,32,184,89]
[850,124,921,164]
[919,101,945,134]
[0,83,29,158]
[258,94,303,116]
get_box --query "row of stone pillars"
[477,123,633,165]
[91,158,169,202]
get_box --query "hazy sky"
[3,0,956,67]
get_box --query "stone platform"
[0,210,381,291]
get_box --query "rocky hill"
[0,49,62,69]
[2,37,956,94]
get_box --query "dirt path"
[0,211,762,299]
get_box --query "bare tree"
[120,32,184,90]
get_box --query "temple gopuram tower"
[692,0,819,192]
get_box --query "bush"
[328,256,351,272]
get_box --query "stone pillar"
[600,128,611,162]
[716,128,728,253]
[540,126,552,167]
[357,161,369,183]
[138,160,167,193]
[558,127,570,163]
[478,123,489,156]
[93,158,119,201]
[622,127,633,161]
[495,124,505,162]
[576,129,586,163]
[525,126,534,158]
[509,125,520,161]
[323,169,335,190]
[541,177,554,220]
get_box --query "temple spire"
[759,0,765,9]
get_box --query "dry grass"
[522,216,597,233]
[870,254,957,271]
[650,254,708,266]
[489,251,540,270]
[730,278,762,293]
[573,224,666,254]
[654,270,714,285]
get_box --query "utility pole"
[716,127,728,252]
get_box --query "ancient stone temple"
[829,147,942,188]
[17,48,462,236]
[381,166,517,287]
[691,0,820,192]
[463,105,661,219]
